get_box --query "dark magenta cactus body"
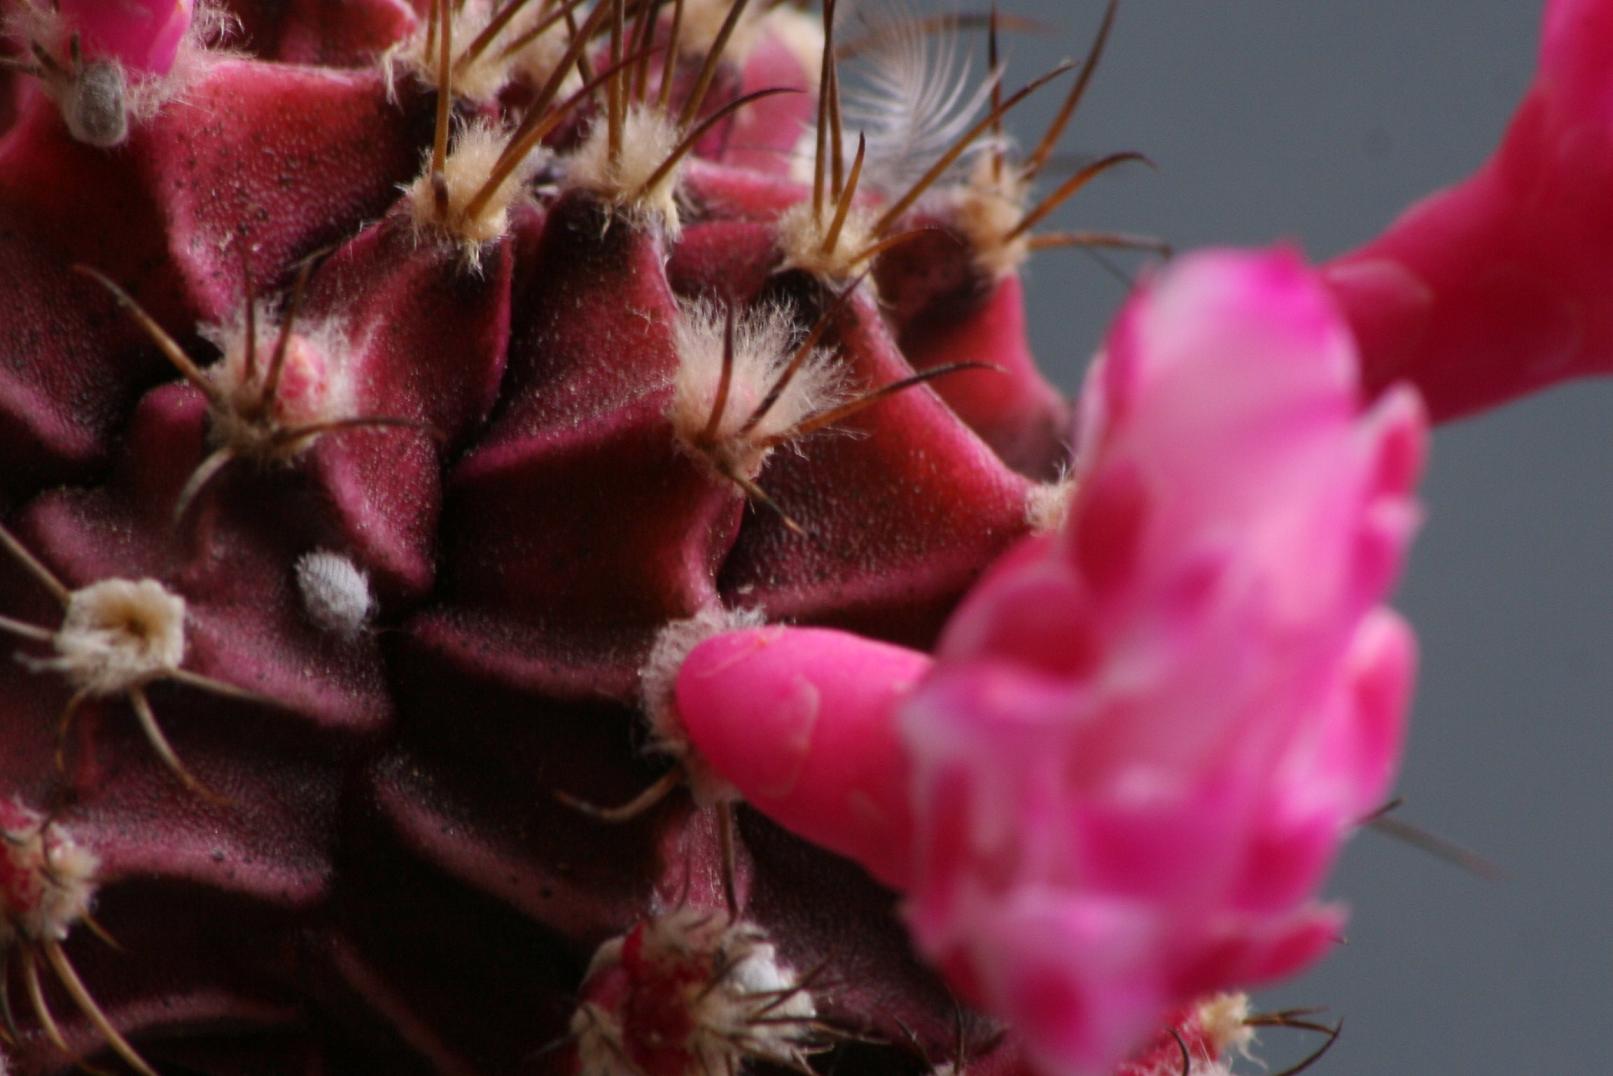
[2,1,1605,1074]
[0,1,1060,1072]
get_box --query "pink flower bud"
[1327,0,1613,420]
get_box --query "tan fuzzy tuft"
[200,305,358,459]
[677,0,765,62]
[1025,470,1077,533]
[774,199,877,282]
[640,605,766,806]
[388,0,546,104]
[949,154,1032,277]
[564,105,685,236]
[1196,993,1257,1060]
[25,579,187,698]
[405,120,539,264]
[573,909,818,1076]
[669,297,846,480]
[0,804,99,946]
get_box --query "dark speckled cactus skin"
[0,2,1211,1073]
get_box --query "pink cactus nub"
[1327,0,1613,420]
[675,625,930,889]
[57,0,193,75]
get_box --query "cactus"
[0,1,1604,1074]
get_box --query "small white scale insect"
[295,549,375,639]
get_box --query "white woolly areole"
[0,804,99,946]
[572,909,817,1076]
[1110,993,1253,1076]
[1025,472,1076,534]
[386,0,559,104]
[504,15,579,100]
[774,199,877,282]
[640,605,766,806]
[669,297,847,480]
[564,105,685,236]
[1196,993,1256,1059]
[949,154,1031,277]
[406,120,540,264]
[200,306,357,460]
[677,0,765,61]
[295,551,374,639]
[28,579,186,698]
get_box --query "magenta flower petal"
[901,249,1426,1075]
[1327,0,1613,420]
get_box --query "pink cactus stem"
[1326,0,1613,421]
[677,248,1426,1076]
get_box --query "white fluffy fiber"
[669,297,846,476]
[565,105,686,235]
[639,605,766,805]
[406,119,543,266]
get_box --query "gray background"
[897,2,1613,1072]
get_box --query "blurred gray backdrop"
[889,2,1613,1072]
